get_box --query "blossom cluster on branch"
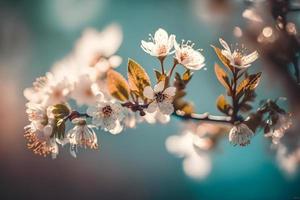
[23,25,293,178]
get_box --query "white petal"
[109,121,123,135]
[143,86,155,99]
[87,106,97,116]
[154,28,168,43]
[147,101,158,113]
[243,51,259,65]
[174,40,180,51]
[154,81,165,93]
[158,102,174,115]
[219,38,231,53]
[156,111,170,124]
[102,118,116,130]
[163,87,176,97]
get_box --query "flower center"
[233,53,243,66]
[155,92,166,103]
[157,45,167,55]
[102,105,113,117]
[180,51,188,62]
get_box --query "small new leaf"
[214,64,231,92]
[128,58,151,96]
[107,69,130,101]
[216,95,231,115]
[247,72,262,90]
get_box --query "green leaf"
[107,69,130,101]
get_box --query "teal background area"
[0,0,299,199]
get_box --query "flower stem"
[159,57,165,75]
[168,59,178,79]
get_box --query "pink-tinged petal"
[143,86,155,99]
[154,81,165,93]
[147,101,158,113]
[158,102,174,115]
[163,87,176,97]
[154,28,168,43]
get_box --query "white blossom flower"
[219,38,258,69]
[143,81,176,115]
[66,118,98,158]
[141,28,175,58]
[24,124,59,159]
[265,113,292,144]
[229,123,255,146]
[87,93,125,134]
[174,40,205,70]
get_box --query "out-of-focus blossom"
[143,81,176,115]
[66,118,98,158]
[71,74,100,105]
[87,93,125,134]
[219,38,258,69]
[265,112,292,144]
[166,122,229,179]
[74,24,122,73]
[166,128,211,180]
[229,123,254,146]
[174,40,205,70]
[276,143,300,176]
[24,73,73,106]
[143,110,171,124]
[141,28,175,58]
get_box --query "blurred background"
[0,0,300,199]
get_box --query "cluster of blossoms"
[23,27,207,158]
[23,26,294,177]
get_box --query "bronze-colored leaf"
[247,72,262,90]
[182,69,193,82]
[50,104,70,118]
[236,78,250,95]
[214,64,231,92]
[127,58,151,95]
[216,95,231,115]
[107,69,130,101]
[211,45,233,71]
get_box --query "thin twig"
[173,110,232,123]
